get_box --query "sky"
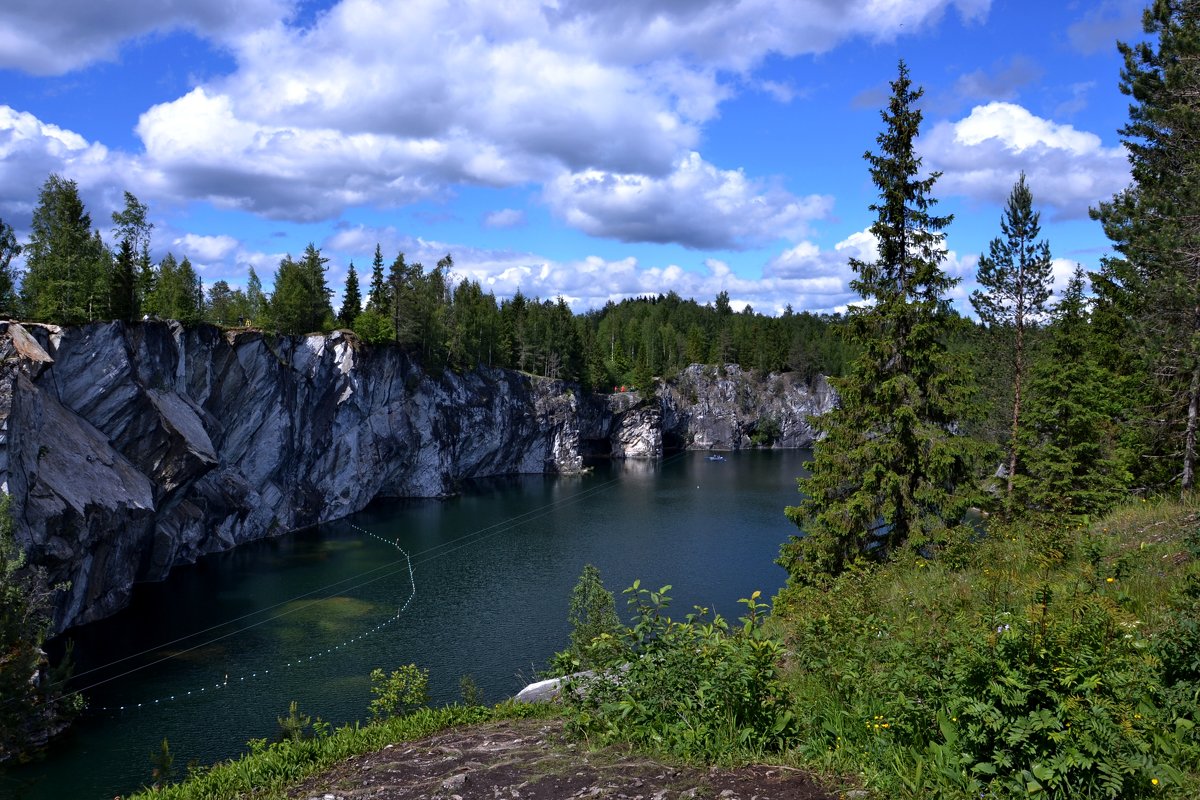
[0,0,1147,316]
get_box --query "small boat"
[706,454,726,462]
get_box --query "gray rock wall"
[0,322,831,632]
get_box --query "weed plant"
[773,496,1200,798]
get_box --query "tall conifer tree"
[1092,0,1200,494]
[339,261,362,328]
[1016,267,1130,517]
[779,62,978,585]
[970,173,1054,504]
[366,244,389,314]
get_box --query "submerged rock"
[0,322,831,632]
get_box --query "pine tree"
[339,261,362,328]
[1016,267,1130,516]
[779,62,978,585]
[1092,0,1200,495]
[970,173,1054,504]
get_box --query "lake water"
[4,449,810,799]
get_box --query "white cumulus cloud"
[923,102,1129,218]
[545,152,833,250]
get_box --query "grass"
[127,701,560,800]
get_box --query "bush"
[368,664,430,720]
[563,582,795,762]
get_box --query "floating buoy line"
[87,525,416,715]
[34,452,692,718]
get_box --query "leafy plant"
[368,664,430,720]
[563,581,795,762]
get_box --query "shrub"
[564,582,795,762]
[368,664,430,720]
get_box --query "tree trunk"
[1007,319,1024,500]
[1183,357,1199,493]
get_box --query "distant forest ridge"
[0,181,855,389]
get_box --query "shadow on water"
[7,449,811,799]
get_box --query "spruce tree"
[1016,267,1130,517]
[366,243,389,314]
[1092,0,1200,494]
[970,172,1054,504]
[109,236,138,322]
[779,62,978,585]
[339,261,362,328]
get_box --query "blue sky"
[0,0,1145,315]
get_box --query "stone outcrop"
[0,322,832,632]
[660,364,836,451]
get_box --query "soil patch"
[289,718,838,800]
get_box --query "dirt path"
[288,718,839,800]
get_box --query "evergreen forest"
[3,2,1200,797]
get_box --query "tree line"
[0,189,852,391]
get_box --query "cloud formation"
[0,0,288,75]
[923,102,1129,218]
[116,0,994,230]
[545,152,833,249]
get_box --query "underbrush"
[558,583,797,764]
[773,495,1200,798]
[127,701,558,800]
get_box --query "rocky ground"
[289,718,841,800]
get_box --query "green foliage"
[458,674,485,706]
[145,253,203,323]
[149,737,176,788]
[970,172,1055,505]
[563,582,796,763]
[0,215,22,317]
[352,308,396,344]
[21,174,110,323]
[276,700,313,742]
[0,495,79,762]
[780,61,979,586]
[750,416,781,447]
[1091,0,1200,494]
[552,564,622,673]
[774,497,1200,798]
[338,262,362,328]
[368,664,430,720]
[269,244,334,334]
[125,702,557,800]
[1015,268,1131,518]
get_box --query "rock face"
[0,322,832,632]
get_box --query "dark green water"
[4,450,810,800]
